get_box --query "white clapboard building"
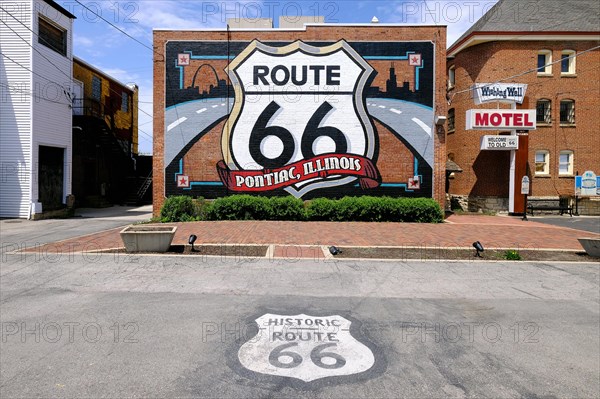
[0,0,75,218]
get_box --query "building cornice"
[73,56,134,92]
[448,31,600,57]
[42,0,76,19]
[153,23,445,32]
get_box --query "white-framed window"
[91,76,102,101]
[448,65,455,89]
[560,99,575,125]
[447,108,455,132]
[561,50,576,75]
[121,92,129,112]
[536,99,552,124]
[559,151,574,175]
[535,150,550,175]
[38,16,67,56]
[537,50,552,75]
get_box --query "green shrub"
[305,198,338,221]
[205,195,267,220]
[204,195,305,221]
[268,196,307,221]
[504,250,521,261]
[160,196,196,222]
[398,198,445,223]
[189,197,212,221]
[161,195,443,223]
[306,196,443,223]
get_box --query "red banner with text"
[217,154,381,192]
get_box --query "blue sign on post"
[575,176,582,196]
[581,171,598,196]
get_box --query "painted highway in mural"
[365,99,434,167]
[164,97,434,171]
[165,98,234,168]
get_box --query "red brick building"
[153,24,447,215]
[446,0,600,214]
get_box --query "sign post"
[466,83,534,216]
[521,175,530,220]
[575,174,582,216]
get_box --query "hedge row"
[160,195,443,223]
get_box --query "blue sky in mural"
[56,0,499,154]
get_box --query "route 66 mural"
[165,39,435,199]
[236,313,377,382]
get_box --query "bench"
[527,197,573,216]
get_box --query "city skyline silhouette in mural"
[169,61,429,107]
[367,62,430,105]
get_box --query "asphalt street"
[529,215,600,234]
[1,250,598,398]
[0,206,152,256]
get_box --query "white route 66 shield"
[237,313,376,382]
[220,40,378,198]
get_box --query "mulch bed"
[97,245,599,262]
[102,245,269,257]
[336,247,596,262]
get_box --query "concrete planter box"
[120,225,177,253]
[578,238,600,258]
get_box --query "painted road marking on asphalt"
[196,108,207,114]
[390,108,402,115]
[212,104,220,108]
[238,313,375,382]
[167,117,187,132]
[378,105,386,109]
[412,117,432,136]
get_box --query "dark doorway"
[38,145,64,211]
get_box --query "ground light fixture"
[473,241,484,258]
[329,246,343,256]
[189,234,198,251]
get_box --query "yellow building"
[72,57,145,206]
[73,57,138,154]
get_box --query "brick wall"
[447,40,600,201]
[153,26,447,216]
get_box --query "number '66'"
[268,342,347,369]
[250,101,347,169]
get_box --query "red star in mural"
[408,177,420,189]
[177,175,190,188]
[178,54,190,66]
[409,54,422,66]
